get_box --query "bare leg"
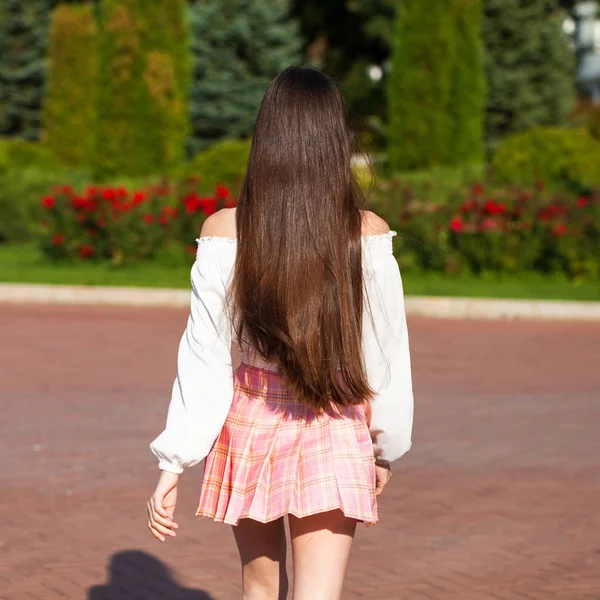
[232,517,288,600]
[288,510,357,600]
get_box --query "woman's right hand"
[147,471,180,542]
[374,461,392,496]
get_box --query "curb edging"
[1,283,600,321]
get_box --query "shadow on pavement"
[88,550,215,600]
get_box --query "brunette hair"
[230,66,374,410]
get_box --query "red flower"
[86,185,99,197]
[72,196,88,210]
[116,186,128,198]
[63,185,74,196]
[215,184,230,199]
[552,224,567,236]
[198,197,217,216]
[184,193,201,214]
[461,199,477,214]
[471,183,484,196]
[449,216,464,232]
[577,196,589,209]
[159,214,169,227]
[78,244,95,258]
[102,188,116,201]
[133,191,146,205]
[121,202,133,212]
[225,199,237,209]
[143,214,154,225]
[41,196,56,209]
[52,233,65,245]
[483,200,506,215]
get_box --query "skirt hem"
[195,505,378,527]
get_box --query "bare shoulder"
[360,210,391,236]
[199,207,237,240]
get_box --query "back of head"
[231,66,373,410]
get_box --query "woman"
[147,66,414,600]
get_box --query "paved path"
[1,305,599,600]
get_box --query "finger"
[147,521,166,542]
[151,496,172,520]
[150,521,177,537]
[149,508,175,529]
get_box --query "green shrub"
[492,127,600,191]
[94,0,191,178]
[387,0,485,171]
[370,179,600,279]
[0,139,61,175]
[0,167,91,242]
[180,138,252,193]
[38,181,235,263]
[43,4,97,166]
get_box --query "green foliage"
[181,138,252,193]
[0,166,91,242]
[94,0,191,178]
[43,4,97,166]
[0,138,61,174]
[387,0,485,171]
[188,0,301,153]
[492,127,600,191]
[482,0,576,152]
[369,177,600,280]
[0,0,54,140]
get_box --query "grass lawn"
[1,242,599,301]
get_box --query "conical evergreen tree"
[188,0,302,153]
[43,3,98,166]
[0,0,54,140]
[386,0,485,171]
[94,0,191,178]
[483,0,576,152]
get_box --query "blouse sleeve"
[149,240,235,474]
[362,234,414,464]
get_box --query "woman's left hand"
[147,471,180,542]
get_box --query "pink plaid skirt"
[196,363,378,526]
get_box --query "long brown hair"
[230,66,374,410]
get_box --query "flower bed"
[40,179,235,263]
[388,182,600,280]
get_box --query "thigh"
[232,517,288,598]
[288,510,357,600]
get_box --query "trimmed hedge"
[94,0,191,179]
[387,0,485,171]
[492,127,600,191]
[43,4,98,166]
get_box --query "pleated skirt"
[196,363,378,526]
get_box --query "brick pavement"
[0,305,599,599]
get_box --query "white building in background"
[573,1,600,101]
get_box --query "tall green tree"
[483,0,576,152]
[387,0,485,171]
[188,0,302,153]
[43,3,97,166]
[0,0,54,140]
[94,0,190,178]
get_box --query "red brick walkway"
[1,305,599,599]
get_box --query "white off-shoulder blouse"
[149,232,414,474]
